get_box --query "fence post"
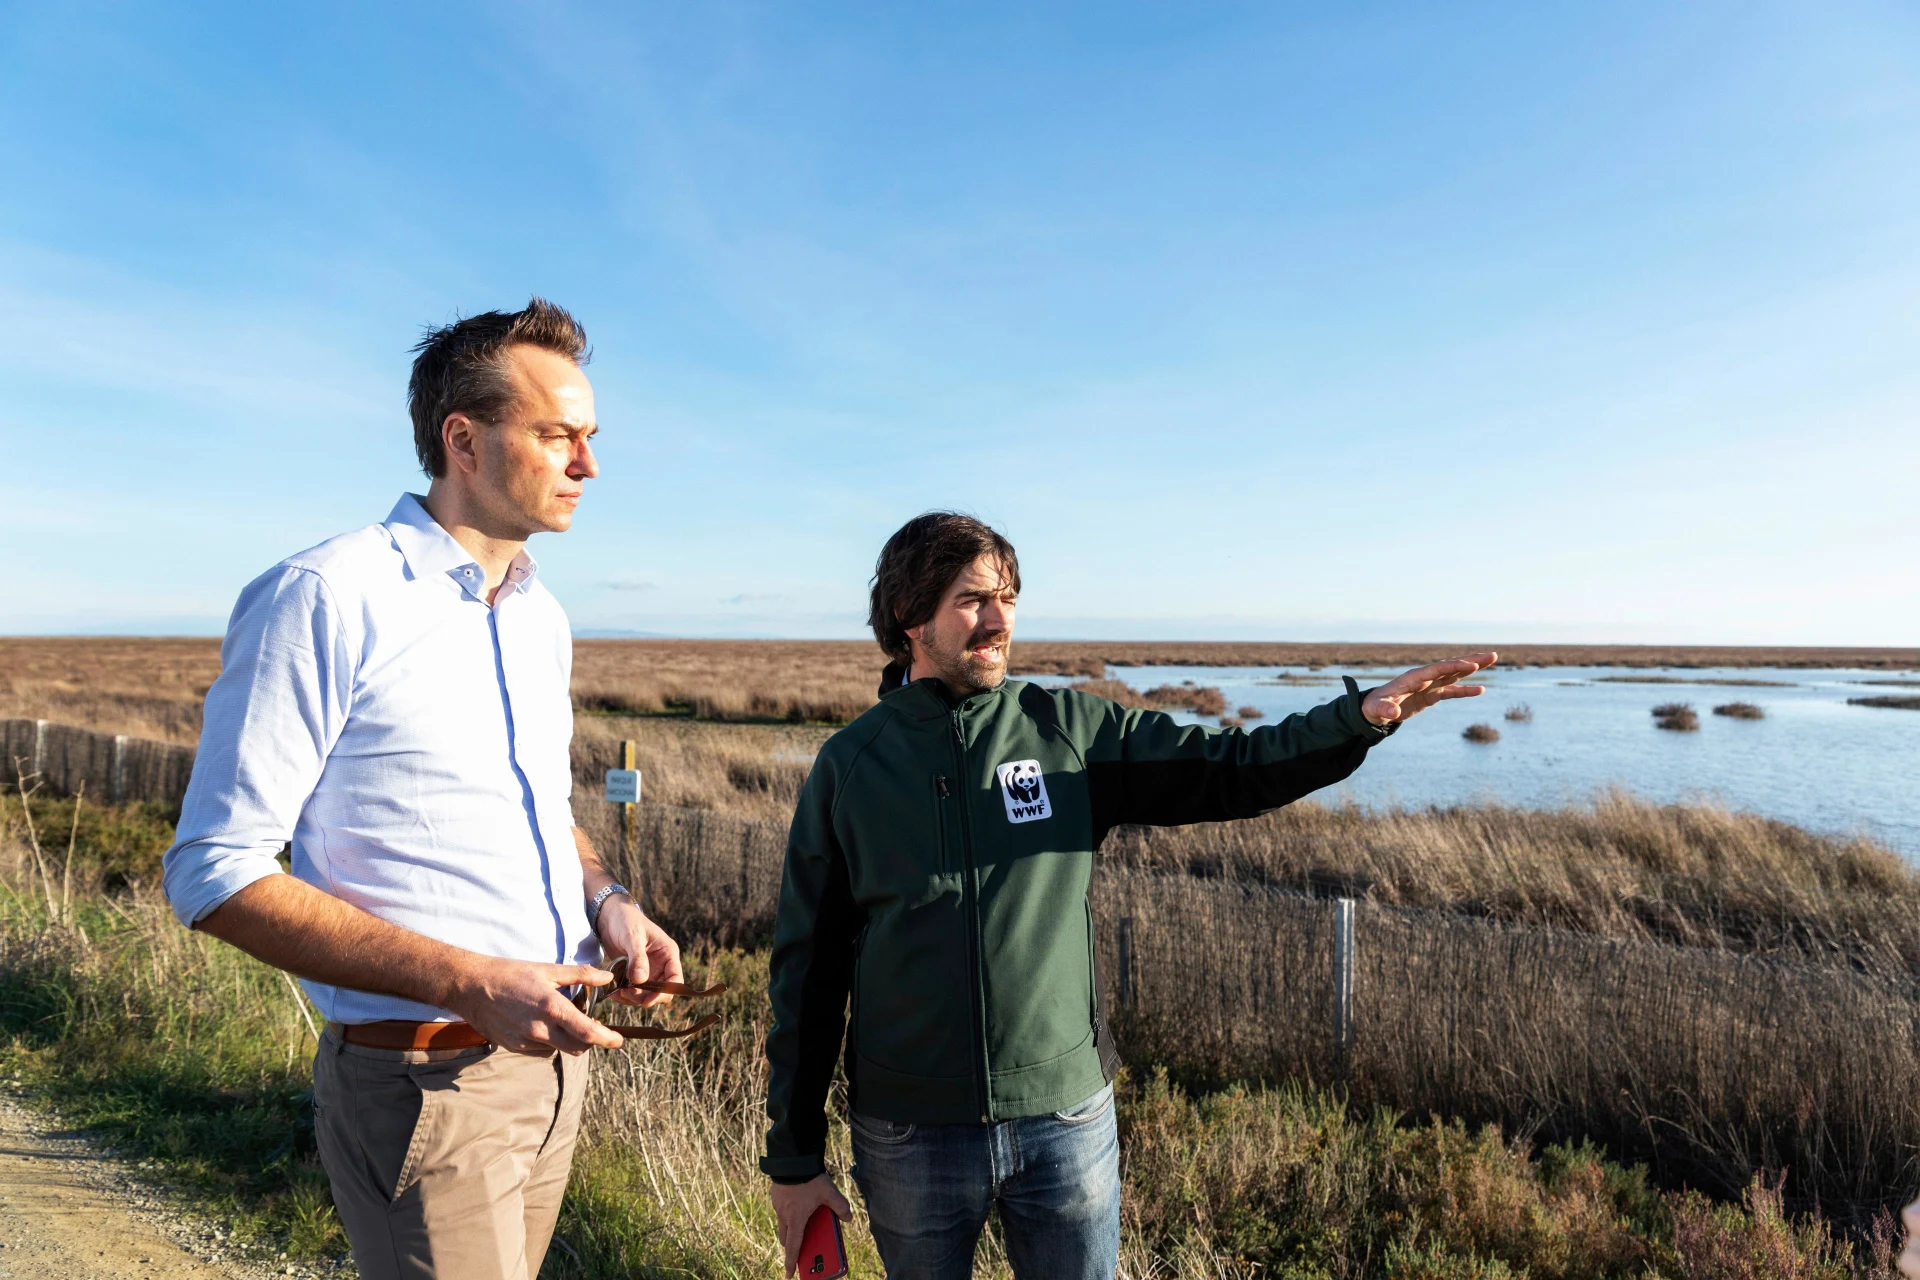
[1333,897,1355,1078]
[111,734,128,805]
[32,720,46,780]
[1117,916,1134,1011]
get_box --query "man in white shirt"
[162,298,680,1280]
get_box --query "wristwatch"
[587,882,632,929]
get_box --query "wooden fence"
[1,719,197,811]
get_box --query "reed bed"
[1463,723,1500,743]
[11,638,1918,750]
[1715,702,1766,720]
[1653,703,1701,731]
[1068,679,1231,717]
[1095,793,1920,966]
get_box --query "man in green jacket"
[764,512,1495,1279]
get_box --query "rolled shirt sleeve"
[162,565,356,926]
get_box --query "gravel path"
[0,1092,346,1280]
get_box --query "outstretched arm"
[1071,652,1500,837]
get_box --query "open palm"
[1360,652,1499,727]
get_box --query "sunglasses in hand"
[578,955,728,1041]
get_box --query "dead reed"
[1849,696,1920,711]
[1714,702,1766,720]
[13,638,1916,750]
[1463,723,1501,743]
[1069,679,1231,717]
[1504,703,1534,722]
[1092,792,1920,967]
[1235,705,1264,720]
[1653,703,1700,731]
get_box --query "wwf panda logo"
[995,759,1052,823]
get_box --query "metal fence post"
[1333,897,1355,1078]
[1117,916,1135,1011]
[111,734,128,805]
[32,720,46,780]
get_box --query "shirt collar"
[385,493,540,603]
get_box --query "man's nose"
[980,598,1013,633]
[571,438,600,480]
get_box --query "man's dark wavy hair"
[868,512,1021,663]
[407,297,590,477]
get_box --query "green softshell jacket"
[759,672,1394,1181]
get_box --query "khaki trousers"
[312,1030,588,1280]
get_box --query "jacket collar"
[879,668,1014,722]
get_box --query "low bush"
[1237,705,1264,719]
[1505,703,1534,722]
[1464,723,1501,743]
[1714,702,1765,720]
[1653,704,1700,731]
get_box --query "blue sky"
[2,2,1915,642]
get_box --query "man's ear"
[441,412,482,476]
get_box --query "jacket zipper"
[950,709,993,1123]
[934,775,952,873]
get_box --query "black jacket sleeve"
[761,758,865,1181]
[1078,677,1394,843]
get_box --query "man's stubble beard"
[919,615,1011,696]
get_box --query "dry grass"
[1714,702,1766,720]
[572,640,880,724]
[0,638,221,745]
[1595,676,1796,687]
[1652,703,1700,731]
[1849,696,1920,711]
[1069,679,1230,717]
[1096,792,1919,967]
[1505,703,1534,722]
[2,865,1905,1279]
[9,639,1917,749]
[1463,723,1501,743]
[1010,642,1920,673]
[572,715,829,825]
[1236,705,1264,720]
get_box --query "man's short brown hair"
[407,298,590,477]
[868,512,1021,662]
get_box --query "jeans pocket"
[849,1111,918,1146]
[1051,1084,1115,1126]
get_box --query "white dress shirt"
[162,494,595,1024]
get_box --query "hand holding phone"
[798,1203,848,1278]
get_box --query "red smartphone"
[798,1205,848,1278]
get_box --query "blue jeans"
[848,1083,1119,1280]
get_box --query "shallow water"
[1045,665,1920,856]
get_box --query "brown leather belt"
[329,1020,490,1051]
